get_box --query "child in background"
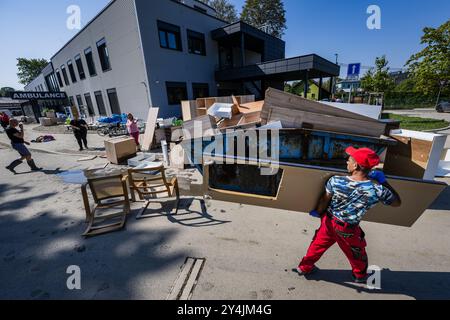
[126,113,141,151]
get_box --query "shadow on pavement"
[303,268,450,300]
[134,197,231,228]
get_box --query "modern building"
[25,0,340,120]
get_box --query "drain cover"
[167,257,206,300]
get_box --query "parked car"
[436,101,450,113]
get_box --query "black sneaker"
[79,148,84,151]
[5,166,17,174]
[292,266,319,276]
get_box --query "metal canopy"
[215,54,340,82]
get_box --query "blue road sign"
[347,63,361,78]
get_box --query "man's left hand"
[369,170,387,184]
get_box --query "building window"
[69,96,75,107]
[157,21,182,51]
[55,70,64,88]
[107,88,121,114]
[84,47,97,76]
[75,54,86,80]
[96,38,111,72]
[166,82,187,105]
[193,83,209,99]
[187,30,206,56]
[45,73,58,92]
[94,91,107,116]
[67,60,77,83]
[61,65,70,86]
[76,95,84,107]
[84,93,95,116]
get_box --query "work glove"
[369,170,387,184]
[309,210,322,219]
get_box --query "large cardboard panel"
[142,107,159,151]
[202,158,446,228]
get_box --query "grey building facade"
[26,0,340,120]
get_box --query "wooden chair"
[128,166,180,219]
[81,174,130,237]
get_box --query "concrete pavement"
[1,144,450,300]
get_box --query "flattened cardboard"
[202,157,446,228]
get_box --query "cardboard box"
[104,137,137,165]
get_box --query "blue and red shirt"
[326,176,395,225]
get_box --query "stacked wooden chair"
[127,165,180,219]
[81,173,130,237]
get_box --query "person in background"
[5,119,42,174]
[126,113,141,151]
[70,115,89,151]
[0,112,10,130]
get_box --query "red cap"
[346,147,380,169]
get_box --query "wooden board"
[202,158,447,228]
[181,100,197,121]
[238,101,264,114]
[262,88,378,123]
[142,108,159,151]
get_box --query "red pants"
[299,214,368,279]
[130,132,140,146]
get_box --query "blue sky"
[1,0,449,89]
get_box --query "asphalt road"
[1,146,450,300]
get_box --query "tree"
[241,0,287,38]
[360,56,395,93]
[199,0,238,23]
[0,87,16,97]
[406,20,450,96]
[16,58,48,85]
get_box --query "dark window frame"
[84,93,95,116]
[192,83,210,99]
[157,20,183,52]
[61,65,70,86]
[84,47,97,77]
[96,38,112,72]
[94,91,107,116]
[67,60,77,83]
[166,82,188,105]
[107,88,121,115]
[75,54,86,80]
[55,70,64,88]
[187,29,206,56]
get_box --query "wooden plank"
[142,108,159,151]
[167,258,195,300]
[179,258,205,301]
[238,101,264,114]
[262,88,379,123]
[181,100,197,121]
[203,158,447,228]
[264,104,386,137]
